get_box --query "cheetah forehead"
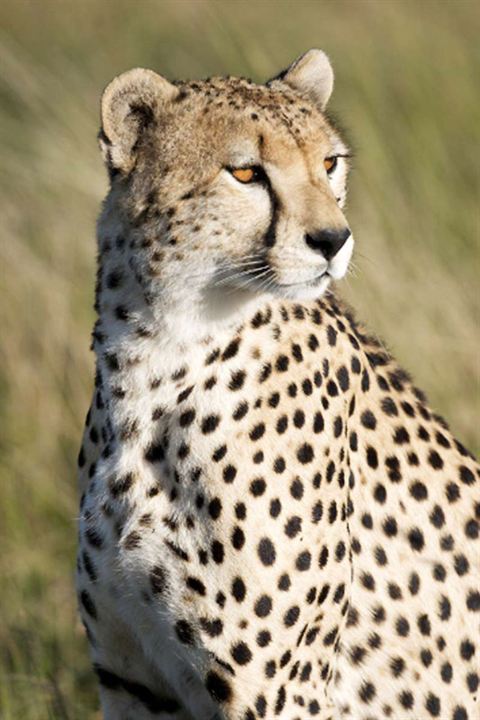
[99,50,347,180]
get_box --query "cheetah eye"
[229,166,266,184]
[324,156,338,174]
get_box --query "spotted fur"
[77,50,479,720]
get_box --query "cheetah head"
[99,50,353,324]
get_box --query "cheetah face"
[99,50,353,318]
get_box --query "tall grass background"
[0,0,478,716]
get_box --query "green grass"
[0,0,478,716]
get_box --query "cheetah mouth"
[267,271,332,301]
[276,271,330,288]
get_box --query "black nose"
[305,227,351,260]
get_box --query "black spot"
[270,498,281,517]
[249,422,266,441]
[278,573,291,591]
[467,590,480,611]
[335,542,346,563]
[208,498,222,520]
[179,408,196,427]
[410,481,428,501]
[212,538,225,563]
[430,504,445,528]
[328,500,338,524]
[438,595,451,620]
[290,478,304,499]
[231,527,245,550]
[385,455,402,482]
[327,325,337,346]
[200,618,223,637]
[467,672,479,692]
[350,645,367,666]
[373,483,386,503]
[206,671,232,702]
[417,614,431,635]
[336,366,350,391]
[144,441,165,463]
[285,515,302,537]
[255,595,272,617]
[293,409,305,428]
[351,356,361,374]
[440,661,453,683]
[313,412,324,433]
[250,477,266,496]
[80,590,97,619]
[258,538,276,566]
[383,516,398,537]
[268,392,280,407]
[232,577,246,602]
[175,619,194,645]
[393,426,410,444]
[295,551,311,571]
[273,456,286,474]
[433,563,446,581]
[359,681,376,703]
[361,410,377,430]
[257,630,271,647]
[312,501,323,524]
[361,369,370,391]
[258,363,272,383]
[390,656,405,677]
[253,450,264,464]
[229,370,246,390]
[372,605,386,624]
[124,531,141,550]
[326,379,338,396]
[201,414,220,434]
[223,465,237,483]
[460,639,475,660]
[231,641,252,665]
[276,415,288,434]
[333,416,343,437]
[85,527,103,549]
[399,691,414,709]
[446,482,461,503]
[274,685,286,713]
[221,338,241,361]
[186,576,206,596]
[425,693,441,717]
[165,540,189,562]
[428,450,444,470]
[408,527,425,552]
[374,546,388,566]
[360,572,375,591]
[459,465,475,485]
[409,572,420,595]
[297,443,314,464]
[275,354,289,372]
[396,616,410,636]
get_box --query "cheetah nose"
[305,227,351,261]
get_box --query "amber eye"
[324,156,338,174]
[231,167,256,183]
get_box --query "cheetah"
[77,49,479,720]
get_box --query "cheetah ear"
[273,49,334,110]
[99,68,179,175]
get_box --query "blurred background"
[0,0,478,716]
